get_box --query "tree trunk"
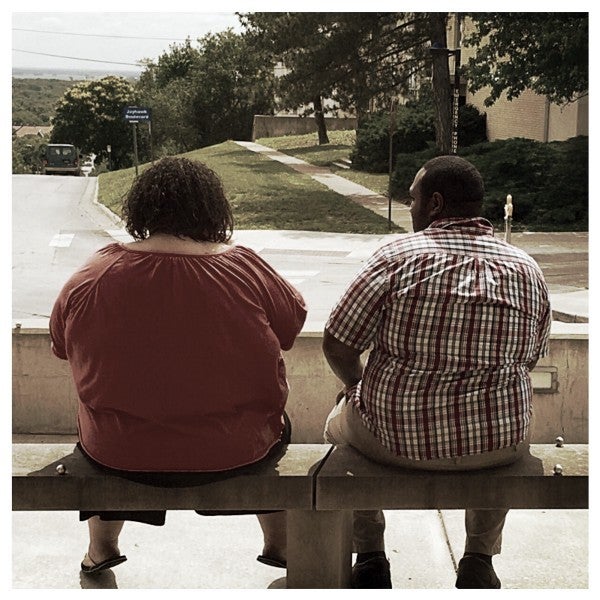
[429,13,452,154]
[313,95,329,145]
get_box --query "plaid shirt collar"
[427,217,494,235]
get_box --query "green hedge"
[352,103,486,173]
[388,136,588,232]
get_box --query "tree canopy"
[463,13,588,106]
[240,12,437,144]
[50,76,137,169]
[136,30,276,154]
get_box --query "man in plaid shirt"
[323,155,551,589]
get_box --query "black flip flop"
[81,554,128,574]
[256,554,286,569]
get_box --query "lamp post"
[450,47,461,155]
[106,145,112,171]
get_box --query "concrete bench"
[13,442,588,588]
[315,443,589,586]
[12,442,339,588]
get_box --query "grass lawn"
[97,140,402,234]
[256,130,391,195]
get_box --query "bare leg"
[257,511,287,564]
[81,516,125,567]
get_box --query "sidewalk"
[12,507,588,589]
[235,140,414,231]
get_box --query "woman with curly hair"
[50,157,306,576]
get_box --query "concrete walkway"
[12,507,588,589]
[235,140,414,231]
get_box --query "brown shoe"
[351,556,392,588]
[455,555,501,589]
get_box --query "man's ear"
[430,191,445,216]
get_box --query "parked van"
[43,144,82,176]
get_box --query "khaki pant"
[324,398,530,555]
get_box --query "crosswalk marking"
[49,233,75,248]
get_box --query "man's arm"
[322,329,364,389]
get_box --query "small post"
[148,121,154,164]
[504,194,513,243]
[132,123,139,177]
[388,98,396,232]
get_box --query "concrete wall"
[12,322,588,444]
[252,116,358,142]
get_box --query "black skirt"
[79,412,292,525]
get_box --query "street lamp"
[106,145,112,171]
[430,43,462,154]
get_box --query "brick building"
[450,15,589,143]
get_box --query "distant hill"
[12,67,141,80]
[12,78,82,126]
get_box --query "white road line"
[49,233,75,248]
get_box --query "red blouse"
[50,243,306,472]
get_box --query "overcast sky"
[12,11,243,73]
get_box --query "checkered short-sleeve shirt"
[326,218,551,460]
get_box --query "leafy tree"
[12,135,47,174]
[136,31,276,153]
[240,13,454,150]
[136,41,202,155]
[463,13,588,106]
[50,76,137,169]
[192,30,277,147]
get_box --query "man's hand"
[323,330,364,389]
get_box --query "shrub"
[351,107,435,173]
[462,136,588,231]
[458,104,487,147]
[352,103,487,175]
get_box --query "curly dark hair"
[122,157,234,242]
[420,155,484,205]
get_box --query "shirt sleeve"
[49,285,68,360]
[325,248,390,351]
[247,251,307,351]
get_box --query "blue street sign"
[123,106,152,122]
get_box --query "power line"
[13,48,144,67]
[13,27,189,42]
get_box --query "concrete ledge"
[12,443,331,511]
[12,322,589,444]
[316,444,588,510]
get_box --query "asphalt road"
[12,175,121,320]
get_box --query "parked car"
[42,144,82,176]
